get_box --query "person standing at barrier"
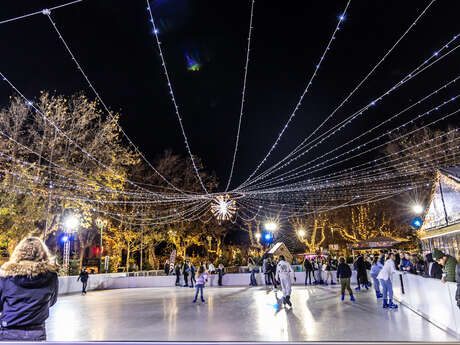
[355,255,369,291]
[377,252,398,309]
[77,267,89,295]
[270,257,279,291]
[217,263,224,286]
[193,265,209,304]
[424,253,443,279]
[324,259,336,286]
[276,255,294,307]
[263,256,271,285]
[248,258,257,286]
[189,262,196,288]
[316,258,324,285]
[164,260,170,276]
[370,256,383,298]
[0,237,59,341]
[182,260,190,287]
[303,257,313,285]
[175,264,181,286]
[336,257,355,302]
[433,249,457,283]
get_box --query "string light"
[146,0,209,194]
[238,0,352,188]
[240,34,460,189]
[0,0,82,25]
[225,0,255,192]
[246,91,460,190]
[44,11,186,195]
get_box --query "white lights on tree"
[298,229,306,237]
[210,194,237,221]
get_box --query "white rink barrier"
[392,272,460,338]
[58,270,358,295]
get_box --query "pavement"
[46,285,456,341]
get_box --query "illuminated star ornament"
[211,194,237,221]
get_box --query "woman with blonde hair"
[0,237,59,341]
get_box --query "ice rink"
[47,285,456,342]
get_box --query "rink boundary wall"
[58,271,460,338]
[392,272,460,339]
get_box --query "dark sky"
[0,0,459,191]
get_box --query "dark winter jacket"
[355,257,366,274]
[337,263,352,279]
[303,260,313,271]
[0,261,59,329]
[77,271,89,283]
[430,262,443,279]
[164,263,170,275]
[394,253,401,270]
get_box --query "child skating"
[193,265,209,304]
[275,255,294,307]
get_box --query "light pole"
[63,214,79,275]
[96,218,107,273]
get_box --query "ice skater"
[77,267,89,295]
[377,252,398,309]
[370,256,384,298]
[275,255,294,307]
[193,265,209,303]
[336,257,355,301]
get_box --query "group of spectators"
[164,259,226,287]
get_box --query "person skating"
[270,258,279,291]
[0,237,59,341]
[336,257,355,301]
[377,252,398,309]
[370,256,384,298]
[189,262,196,288]
[193,265,209,303]
[303,257,313,285]
[77,267,89,295]
[275,255,294,307]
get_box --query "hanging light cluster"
[211,194,237,221]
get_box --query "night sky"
[1,0,459,190]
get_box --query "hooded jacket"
[0,260,59,328]
[377,258,397,281]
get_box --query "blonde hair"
[10,237,54,263]
[1,237,58,277]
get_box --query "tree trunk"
[126,245,130,272]
[79,246,86,270]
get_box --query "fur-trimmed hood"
[0,259,59,278]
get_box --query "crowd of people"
[1,234,460,341]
